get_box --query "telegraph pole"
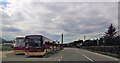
[61,33,63,48]
[84,36,86,41]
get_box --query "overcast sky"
[0,0,118,43]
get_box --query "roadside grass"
[99,52,120,58]
[0,44,2,51]
[79,48,120,59]
[43,50,61,58]
[2,45,13,51]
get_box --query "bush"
[81,46,120,54]
[100,52,120,58]
[43,50,60,58]
[2,45,13,51]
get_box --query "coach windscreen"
[26,36,42,48]
[15,38,25,47]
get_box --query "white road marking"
[58,53,62,58]
[82,54,94,62]
[58,59,61,61]
[58,49,64,61]
[58,54,62,61]
[83,50,119,61]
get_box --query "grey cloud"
[2,12,10,18]
[1,2,118,42]
[2,12,25,25]
[2,26,21,32]
[56,14,110,34]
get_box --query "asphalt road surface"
[2,48,120,62]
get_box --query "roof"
[16,37,25,39]
[26,35,43,37]
[25,35,53,41]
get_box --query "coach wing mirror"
[45,42,48,44]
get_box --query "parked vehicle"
[13,37,25,54]
[24,35,58,56]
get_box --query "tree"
[99,37,104,46]
[104,23,117,46]
[113,35,120,45]
[105,23,117,36]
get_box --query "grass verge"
[79,48,120,59]
[43,50,61,58]
[2,45,13,51]
[99,52,120,59]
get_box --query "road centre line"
[59,50,64,57]
[58,54,62,61]
[58,49,64,61]
[58,53,62,58]
[61,56,62,58]
[82,54,94,62]
[58,59,61,61]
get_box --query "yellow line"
[82,54,94,62]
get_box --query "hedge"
[2,45,13,51]
[81,46,120,54]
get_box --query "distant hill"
[0,37,12,44]
[0,37,6,44]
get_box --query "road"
[2,48,120,62]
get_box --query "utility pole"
[84,36,86,41]
[61,33,63,48]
